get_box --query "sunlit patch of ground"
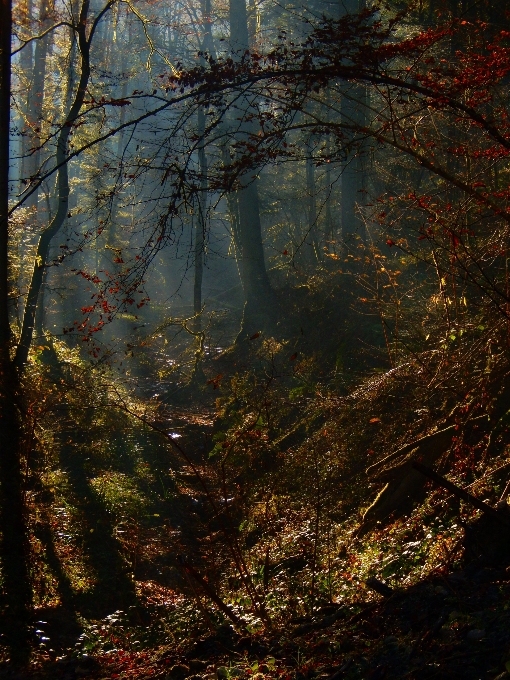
[135,580,185,607]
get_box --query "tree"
[22,0,54,212]
[193,0,213,328]
[14,0,115,371]
[6,1,510,661]
[201,10,510,304]
[228,0,277,336]
[339,0,368,247]
[0,0,32,660]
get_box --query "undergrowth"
[6,274,510,680]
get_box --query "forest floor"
[2,285,510,679]
[3,561,510,679]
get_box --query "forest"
[2,0,510,677]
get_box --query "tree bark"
[0,0,32,660]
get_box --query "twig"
[499,477,510,503]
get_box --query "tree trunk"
[305,134,318,264]
[340,0,367,249]
[194,105,206,326]
[24,0,53,211]
[229,0,276,336]
[193,0,213,329]
[0,0,33,659]
[325,156,333,242]
[221,142,244,280]
[17,0,34,195]
[109,5,129,241]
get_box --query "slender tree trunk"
[325,154,333,241]
[54,20,78,334]
[194,105,206,325]
[193,0,212,328]
[18,0,33,194]
[221,143,244,284]
[0,0,32,659]
[229,0,276,335]
[341,85,367,245]
[340,0,367,248]
[24,0,53,211]
[109,5,129,240]
[305,134,318,264]
[0,1,12,345]
[323,88,334,244]
[34,264,47,339]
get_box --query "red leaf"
[207,374,223,389]
[290,352,298,361]
[250,332,261,340]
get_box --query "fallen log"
[411,462,510,528]
[411,462,510,567]
[365,425,458,481]
[359,417,489,533]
